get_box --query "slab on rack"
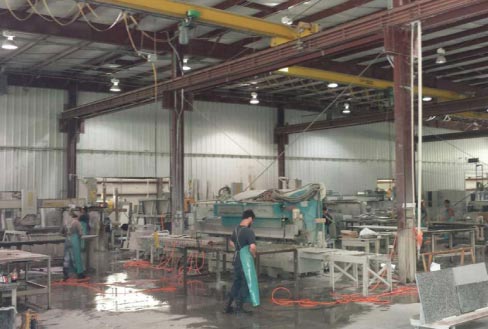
[416,270,461,324]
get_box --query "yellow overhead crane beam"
[95,0,317,40]
[277,66,465,101]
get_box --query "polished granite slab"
[416,269,461,323]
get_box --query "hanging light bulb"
[342,102,351,114]
[281,16,293,25]
[435,48,446,64]
[182,57,191,71]
[327,82,338,88]
[250,92,259,105]
[1,31,18,50]
[110,78,121,92]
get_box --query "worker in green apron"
[224,209,260,314]
[62,211,85,280]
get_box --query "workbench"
[344,217,397,230]
[0,250,51,309]
[176,243,299,298]
[341,235,392,254]
[423,228,476,255]
[327,249,392,296]
[0,283,18,310]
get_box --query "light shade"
[1,36,17,50]
[110,78,121,92]
[281,16,293,25]
[182,57,191,71]
[178,25,189,45]
[435,48,446,64]
[327,82,338,88]
[250,92,259,105]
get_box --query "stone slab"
[452,263,488,285]
[457,281,488,313]
[416,269,461,323]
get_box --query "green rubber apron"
[235,227,260,307]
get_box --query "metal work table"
[325,249,393,296]
[177,243,299,298]
[341,234,392,254]
[0,283,18,310]
[0,238,65,249]
[423,228,476,255]
[355,225,399,231]
[344,217,397,230]
[0,249,51,309]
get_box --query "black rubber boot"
[223,297,234,314]
[235,301,252,314]
[63,268,69,281]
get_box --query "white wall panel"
[186,101,276,156]
[0,86,65,148]
[0,86,66,198]
[78,93,170,153]
[2,86,487,200]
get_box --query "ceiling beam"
[92,0,299,40]
[29,41,92,71]
[0,36,48,65]
[275,95,488,135]
[60,0,488,121]
[301,0,375,23]
[0,9,251,61]
[423,130,488,142]
[349,23,488,65]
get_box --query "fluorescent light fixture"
[278,67,289,72]
[435,48,446,64]
[250,92,259,105]
[342,102,350,114]
[327,82,338,88]
[422,96,432,102]
[1,31,18,50]
[103,63,121,69]
[110,78,121,92]
[182,57,191,71]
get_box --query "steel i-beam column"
[168,48,185,235]
[276,106,287,188]
[65,85,79,198]
[388,0,416,283]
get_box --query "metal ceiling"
[1,0,488,128]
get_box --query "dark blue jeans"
[230,265,249,303]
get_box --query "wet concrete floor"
[18,251,488,329]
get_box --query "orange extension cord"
[271,230,420,308]
[53,247,207,295]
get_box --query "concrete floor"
[14,251,488,329]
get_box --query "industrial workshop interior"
[3,0,488,328]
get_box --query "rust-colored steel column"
[168,48,185,234]
[65,85,79,198]
[276,106,286,188]
[388,0,416,283]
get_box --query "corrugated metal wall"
[285,109,396,194]
[284,110,488,194]
[77,94,277,198]
[1,87,486,199]
[0,86,66,197]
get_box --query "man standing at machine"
[442,200,456,222]
[224,209,258,314]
